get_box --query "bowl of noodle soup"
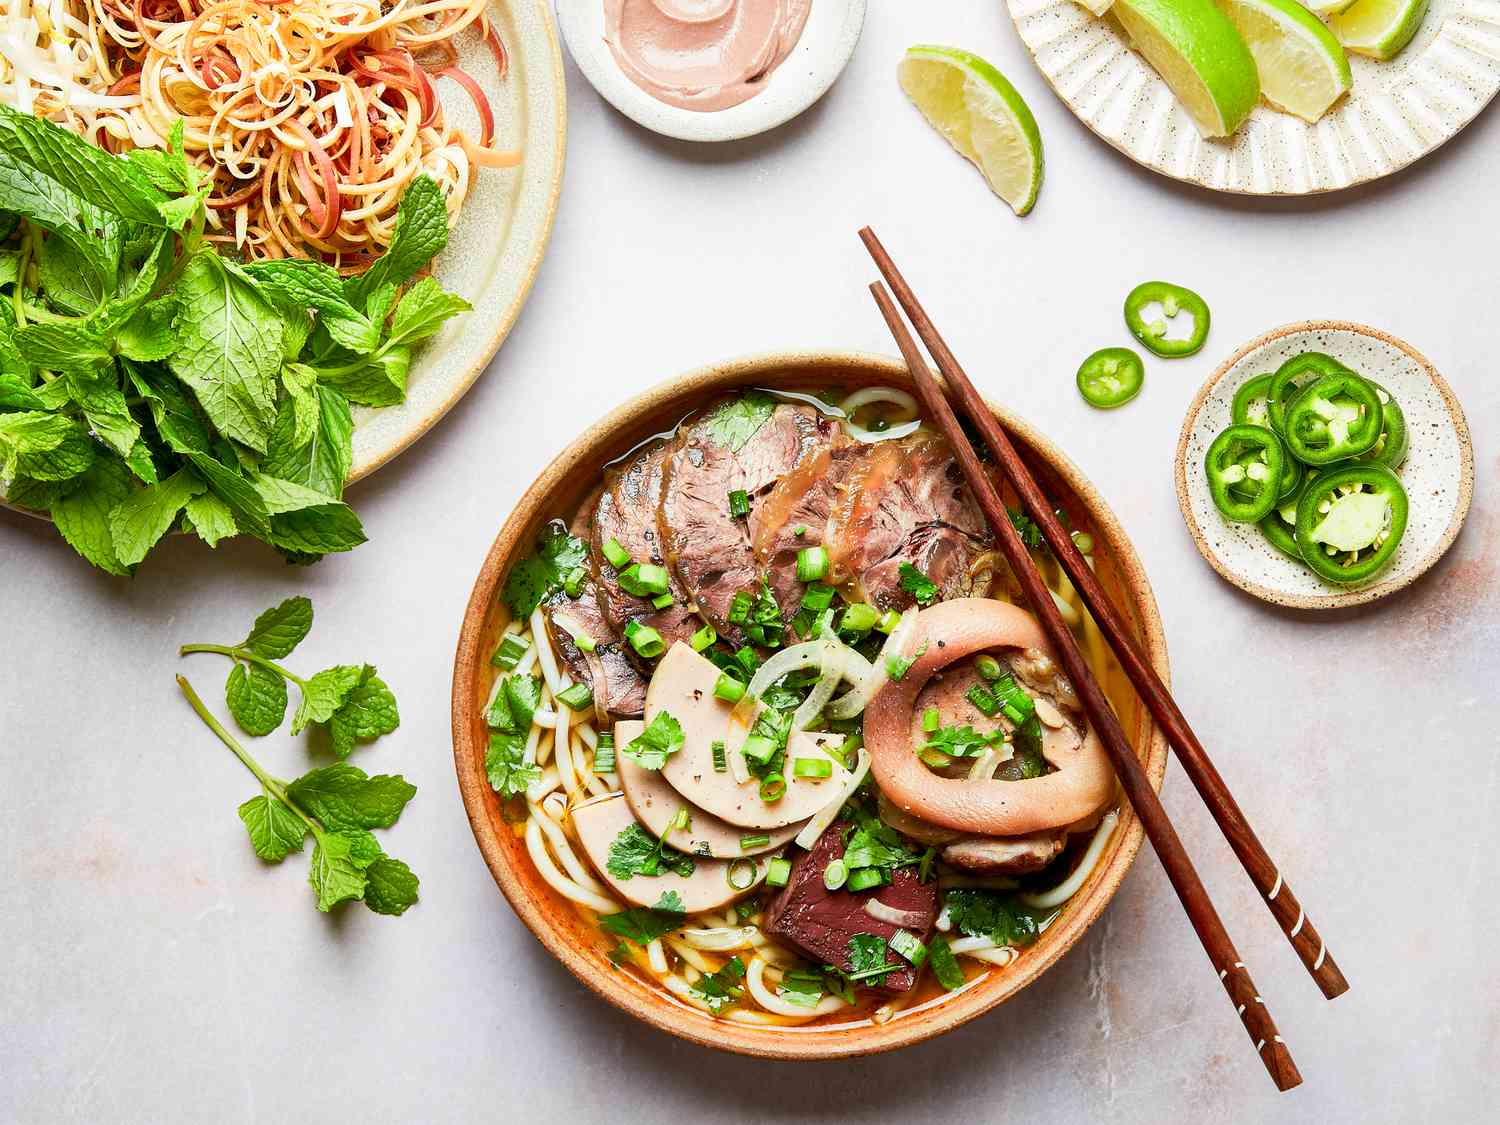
[451,351,1169,1058]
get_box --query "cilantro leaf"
[486,674,542,734]
[599,902,684,946]
[897,562,939,607]
[284,763,416,831]
[927,934,966,991]
[846,933,894,985]
[237,789,307,862]
[362,855,420,916]
[690,955,746,1015]
[606,823,695,880]
[704,391,775,453]
[503,521,589,617]
[225,661,289,737]
[885,639,928,683]
[924,724,1005,759]
[1008,506,1044,549]
[621,711,685,771]
[842,818,921,874]
[290,664,363,735]
[485,730,540,797]
[242,596,314,659]
[944,889,1041,948]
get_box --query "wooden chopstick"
[865,277,1302,1093]
[859,229,1349,1006]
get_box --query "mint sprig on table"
[180,596,399,756]
[0,105,469,572]
[177,675,419,915]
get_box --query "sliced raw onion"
[827,607,919,720]
[968,747,1003,781]
[863,898,931,930]
[842,387,922,444]
[746,640,825,700]
[791,633,844,732]
[794,747,871,850]
[680,926,758,952]
[1018,810,1119,910]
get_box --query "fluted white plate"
[1174,322,1474,609]
[1007,0,1500,194]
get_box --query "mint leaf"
[49,454,131,574]
[12,319,111,370]
[242,596,313,659]
[168,253,284,451]
[285,763,417,831]
[0,373,41,410]
[107,466,204,566]
[485,731,539,797]
[344,175,447,306]
[116,296,179,361]
[290,664,363,735]
[261,384,352,499]
[312,345,408,407]
[123,360,211,455]
[362,855,420,916]
[705,391,775,453]
[225,661,288,737]
[249,473,367,556]
[0,103,168,226]
[184,491,237,547]
[385,277,470,346]
[0,147,121,283]
[328,665,399,758]
[185,452,270,539]
[63,369,139,457]
[237,789,307,862]
[243,258,379,354]
[37,235,110,314]
[307,829,370,911]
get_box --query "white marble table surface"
[3,5,1496,1123]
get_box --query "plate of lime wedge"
[1007,0,1500,194]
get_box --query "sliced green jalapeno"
[1266,352,1350,435]
[1231,373,1275,427]
[1123,281,1210,358]
[1283,371,1383,464]
[1294,464,1408,585]
[1359,382,1409,468]
[1205,424,1285,523]
[1076,347,1145,408]
[1258,475,1309,559]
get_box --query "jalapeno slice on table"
[1266,352,1349,435]
[1076,347,1145,407]
[1283,370,1384,464]
[1123,281,1210,358]
[1231,373,1275,427]
[1294,464,1408,585]
[1205,424,1286,523]
[1359,382,1409,468]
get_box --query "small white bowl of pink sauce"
[557,0,867,142]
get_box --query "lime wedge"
[1304,0,1357,13]
[898,46,1044,216]
[1216,0,1352,122]
[1112,0,1261,138]
[1329,0,1431,60]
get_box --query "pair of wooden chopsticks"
[860,227,1348,1093]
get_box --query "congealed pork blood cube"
[765,821,937,993]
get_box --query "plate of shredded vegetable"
[2,0,564,477]
[0,0,565,572]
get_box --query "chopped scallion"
[573,632,597,654]
[839,603,880,636]
[922,707,941,732]
[799,582,835,612]
[690,624,718,652]
[766,857,792,888]
[602,537,631,570]
[740,833,771,851]
[733,647,760,678]
[795,546,829,583]
[890,929,928,967]
[875,609,901,634]
[793,757,832,779]
[651,591,675,610]
[823,859,849,890]
[490,634,530,671]
[623,620,665,659]
[741,734,776,764]
[593,733,616,774]
[713,673,747,704]
[557,682,594,711]
[793,525,808,538]
[966,684,999,717]
[975,655,1002,682]
[727,591,753,625]
[759,773,786,802]
[726,859,756,890]
[618,562,671,597]
[846,867,889,892]
[711,740,727,773]
[728,489,751,519]
[563,566,588,598]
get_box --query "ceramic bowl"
[451,351,1170,1058]
[556,0,867,142]
[1175,321,1474,610]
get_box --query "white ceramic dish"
[1174,321,1474,609]
[350,0,568,481]
[1006,0,1500,195]
[555,0,866,142]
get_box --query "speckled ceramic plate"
[556,0,866,142]
[349,0,567,481]
[1006,0,1500,195]
[1175,322,1474,608]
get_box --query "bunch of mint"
[178,597,418,916]
[0,105,469,572]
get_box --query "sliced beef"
[659,396,838,643]
[753,441,866,628]
[766,821,937,993]
[941,831,1066,874]
[542,489,648,717]
[590,441,700,661]
[826,432,991,612]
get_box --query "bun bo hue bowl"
[452,352,1169,1058]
